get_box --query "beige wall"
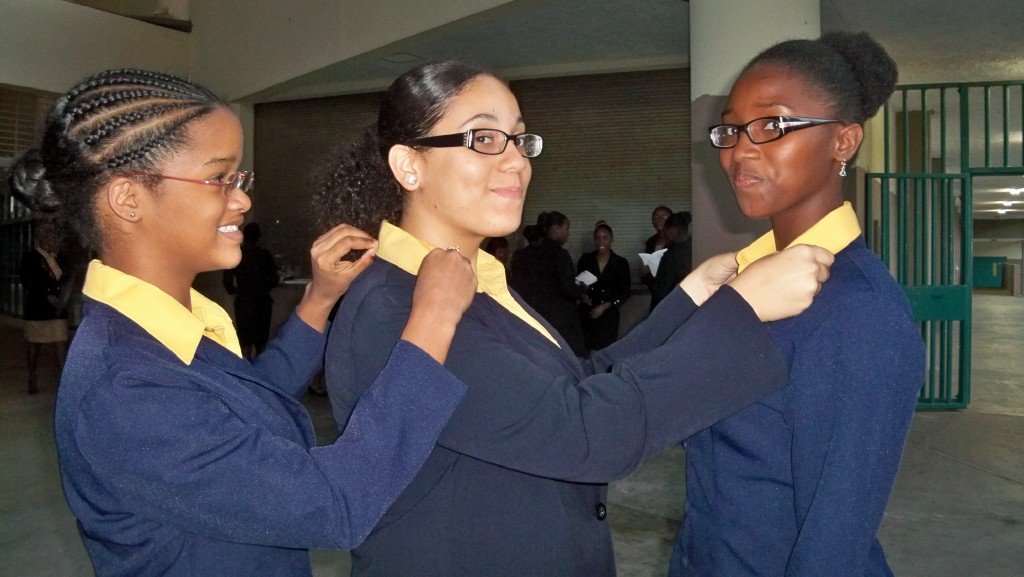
[0,0,189,94]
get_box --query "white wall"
[188,0,515,102]
[0,0,189,94]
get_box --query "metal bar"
[902,90,911,171]
[984,87,992,167]
[920,89,929,172]
[961,86,971,171]
[1003,84,1011,167]
[939,88,948,172]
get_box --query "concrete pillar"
[689,0,820,263]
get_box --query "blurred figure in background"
[648,212,693,311]
[576,221,631,354]
[223,222,279,359]
[18,217,68,394]
[482,236,510,269]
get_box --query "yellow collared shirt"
[377,222,559,346]
[82,260,242,365]
[736,201,862,273]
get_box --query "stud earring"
[839,160,848,177]
[407,175,417,185]
[129,212,136,218]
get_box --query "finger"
[312,224,376,255]
[314,234,378,263]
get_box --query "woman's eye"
[474,134,494,144]
[764,121,779,130]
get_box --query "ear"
[835,123,864,166]
[104,176,143,223]
[388,144,421,191]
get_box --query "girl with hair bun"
[670,32,926,576]
[316,59,834,577]
[10,68,477,576]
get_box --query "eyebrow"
[721,102,786,120]
[459,113,525,129]
[203,156,237,167]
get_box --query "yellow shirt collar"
[82,260,242,364]
[377,222,558,345]
[736,201,861,273]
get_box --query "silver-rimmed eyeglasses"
[709,116,840,149]
[128,170,255,193]
[407,129,543,158]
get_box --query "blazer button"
[595,503,607,520]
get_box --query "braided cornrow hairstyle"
[743,31,898,125]
[312,60,493,236]
[8,68,224,250]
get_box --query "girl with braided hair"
[669,32,926,576]
[9,68,477,576]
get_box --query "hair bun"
[8,149,60,212]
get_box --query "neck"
[101,244,195,309]
[399,213,482,264]
[770,195,843,249]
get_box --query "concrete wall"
[0,0,190,94]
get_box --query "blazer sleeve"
[71,337,465,550]
[333,280,788,484]
[252,312,327,399]
[784,294,924,576]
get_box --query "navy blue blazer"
[325,259,789,577]
[55,297,465,577]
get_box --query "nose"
[229,186,252,213]
[499,141,530,170]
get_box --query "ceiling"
[72,0,1024,220]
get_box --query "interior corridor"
[1,295,1021,576]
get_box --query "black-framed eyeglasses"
[708,116,840,149]
[128,170,255,193]
[407,128,543,158]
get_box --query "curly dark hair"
[744,31,898,125]
[311,60,494,236]
[7,69,224,250]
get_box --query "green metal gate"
[864,172,971,408]
[865,80,1024,409]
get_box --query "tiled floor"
[1,295,1022,576]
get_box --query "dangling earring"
[407,175,417,185]
[839,160,848,177]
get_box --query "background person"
[313,59,833,577]
[648,212,693,311]
[18,216,68,394]
[576,220,631,353]
[8,68,476,577]
[222,222,279,359]
[668,32,926,577]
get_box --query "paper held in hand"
[575,270,598,286]
[639,248,668,277]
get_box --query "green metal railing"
[867,80,1024,409]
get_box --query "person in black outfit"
[577,221,631,354]
[508,211,586,356]
[482,236,510,269]
[644,205,673,254]
[649,212,693,311]
[222,222,279,359]
[18,218,68,394]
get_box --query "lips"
[731,170,763,189]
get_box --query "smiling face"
[593,227,612,253]
[140,107,251,279]
[651,207,671,232]
[399,75,532,252]
[720,64,860,243]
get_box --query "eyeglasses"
[708,116,840,149]
[407,129,543,158]
[128,170,255,193]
